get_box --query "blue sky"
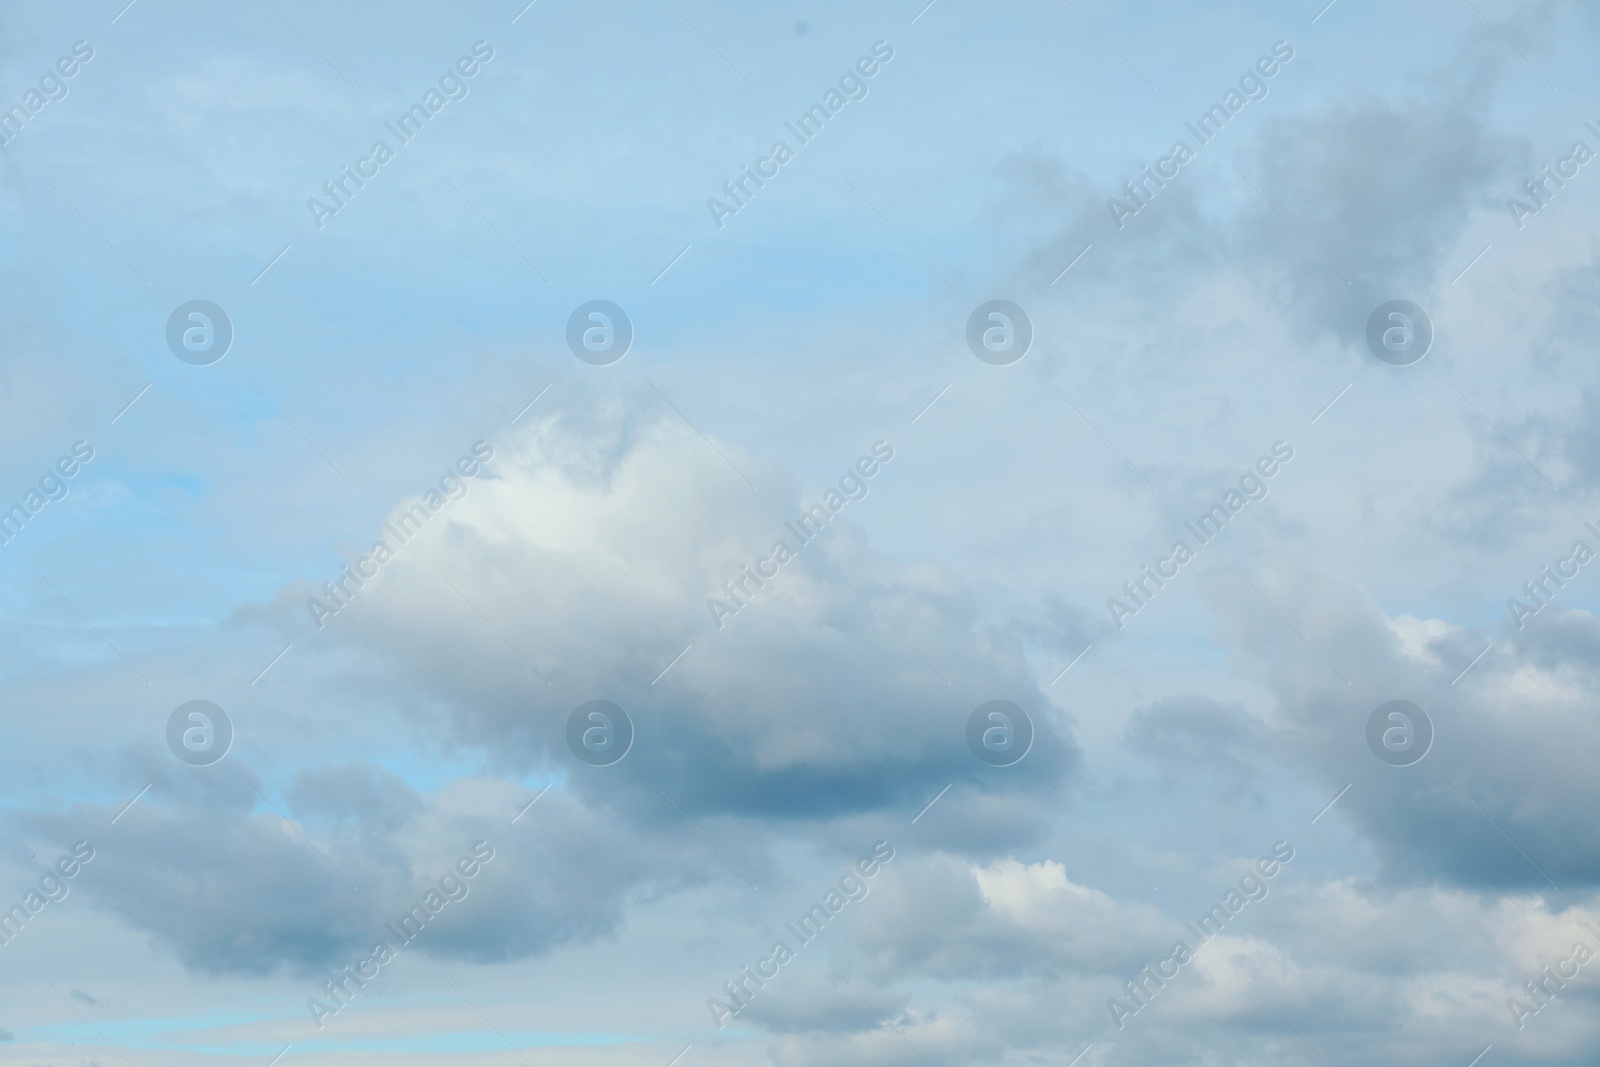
[4,0,1600,1065]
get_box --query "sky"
[3,0,1600,1065]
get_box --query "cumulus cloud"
[1203,561,1600,891]
[295,410,1080,833]
[7,2,1600,1064]
[852,852,1169,984]
[18,773,699,976]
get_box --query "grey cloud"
[1432,423,1561,553]
[287,760,422,836]
[1237,97,1522,342]
[419,790,700,964]
[306,415,1081,836]
[768,1004,995,1067]
[1014,590,1101,659]
[733,973,883,1035]
[852,853,1169,984]
[19,777,704,976]
[1202,562,1600,891]
[1556,388,1600,492]
[1010,36,1527,368]
[1124,694,1263,799]
[26,798,380,976]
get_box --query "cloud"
[769,1006,993,1067]
[853,852,1168,983]
[1203,561,1600,890]
[7,2,1600,1063]
[1124,694,1263,799]
[287,760,423,837]
[19,774,700,976]
[293,410,1080,834]
[1237,95,1523,341]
